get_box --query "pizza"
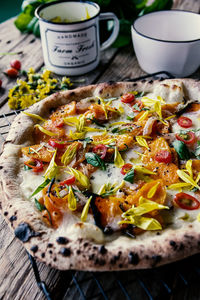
[0,78,200,271]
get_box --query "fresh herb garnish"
[24,164,31,171]
[195,141,200,159]
[47,177,55,197]
[124,169,134,183]
[29,178,51,199]
[132,103,142,111]
[172,140,190,160]
[34,198,45,212]
[85,152,106,171]
[90,117,106,128]
[126,113,135,120]
[135,91,145,98]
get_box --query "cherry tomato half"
[92,144,107,159]
[177,116,192,128]
[5,68,18,78]
[10,59,21,70]
[24,159,44,173]
[48,138,66,149]
[121,93,135,104]
[174,192,200,210]
[132,100,144,112]
[121,163,133,175]
[155,150,172,164]
[59,176,76,186]
[175,131,196,145]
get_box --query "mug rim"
[132,9,200,43]
[35,0,100,25]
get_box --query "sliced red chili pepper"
[53,119,65,128]
[24,159,44,173]
[121,93,135,103]
[174,192,200,210]
[155,150,172,164]
[177,116,192,128]
[132,100,144,112]
[92,144,107,159]
[176,131,196,145]
[121,163,133,175]
[59,176,76,186]
[48,138,66,149]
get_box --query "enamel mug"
[35,0,119,75]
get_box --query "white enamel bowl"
[131,10,200,77]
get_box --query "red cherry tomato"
[174,192,200,210]
[92,144,107,159]
[121,163,133,175]
[177,116,192,128]
[48,138,66,149]
[59,176,76,186]
[175,131,196,145]
[10,59,21,70]
[5,68,18,78]
[24,159,44,173]
[155,150,172,164]
[0,79,2,88]
[132,100,144,112]
[121,93,135,103]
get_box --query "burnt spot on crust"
[151,255,162,267]
[56,237,69,245]
[14,223,40,242]
[47,243,53,248]
[69,91,75,97]
[9,215,17,222]
[41,253,45,258]
[169,240,184,251]
[59,247,71,257]
[89,254,95,260]
[76,250,81,255]
[110,253,121,265]
[30,245,38,253]
[94,258,106,266]
[49,250,53,254]
[84,242,89,248]
[128,252,139,265]
[148,80,153,84]
[3,211,8,216]
[99,245,107,255]
[0,166,3,170]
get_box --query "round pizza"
[0,79,200,271]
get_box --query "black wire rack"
[1,72,200,300]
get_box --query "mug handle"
[99,13,119,51]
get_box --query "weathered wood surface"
[0,0,200,299]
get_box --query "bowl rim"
[132,9,200,43]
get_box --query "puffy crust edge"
[1,79,200,271]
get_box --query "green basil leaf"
[172,140,190,160]
[85,152,106,171]
[124,169,135,183]
[24,164,31,171]
[29,178,51,199]
[34,198,45,212]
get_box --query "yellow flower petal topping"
[118,197,169,230]
[136,136,149,149]
[44,150,58,180]
[114,146,124,168]
[61,143,78,166]
[81,196,92,222]
[23,112,46,122]
[35,124,57,136]
[66,167,90,189]
[68,186,77,211]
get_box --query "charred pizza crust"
[1,78,200,271]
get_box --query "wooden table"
[0,1,200,299]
